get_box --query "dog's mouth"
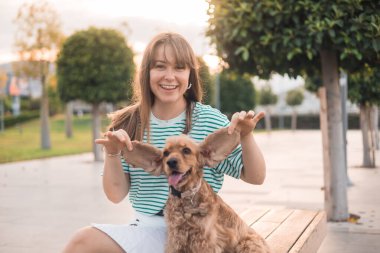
[168,170,191,187]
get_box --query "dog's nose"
[167,158,178,170]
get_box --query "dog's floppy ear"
[199,127,240,167]
[122,141,163,176]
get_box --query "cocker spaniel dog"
[122,127,271,253]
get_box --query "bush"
[4,111,40,128]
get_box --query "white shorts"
[92,212,167,253]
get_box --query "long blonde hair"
[107,32,203,141]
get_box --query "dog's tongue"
[168,173,183,186]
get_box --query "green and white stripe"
[122,102,243,215]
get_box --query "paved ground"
[0,130,379,253]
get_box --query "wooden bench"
[240,208,327,253]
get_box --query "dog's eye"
[163,151,170,157]
[182,147,191,155]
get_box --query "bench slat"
[239,208,270,226]
[249,209,295,238]
[263,210,319,253]
[241,208,327,253]
[251,221,281,238]
[288,211,327,253]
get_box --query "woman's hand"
[228,110,265,138]
[95,129,133,155]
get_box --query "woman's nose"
[164,68,175,81]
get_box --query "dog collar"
[169,180,202,199]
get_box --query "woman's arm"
[102,155,131,203]
[228,111,266,185]
[95,129,134,203]
[240,132,266,184]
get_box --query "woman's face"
[149,45,190,107]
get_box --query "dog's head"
[161,135,203,189]
[122,127,240,190]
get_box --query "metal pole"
[215,72,220,110]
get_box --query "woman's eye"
[182,147,191,155]
[176,66,185,70]
[163,151,170,157]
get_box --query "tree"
[348,65,380,168]
[13,0,64,149]
[207,0,380,221]
[57,27,135,161]
[286,88,304,131]
[258,85,277,132]
[219,71,256,115]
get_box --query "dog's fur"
[122,128,271,253]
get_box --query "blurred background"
[0,0,379,246]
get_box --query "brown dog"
[122,127,271,253]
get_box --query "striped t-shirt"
[121,102,243,215]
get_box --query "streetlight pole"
[215,72,220,110]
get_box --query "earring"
[187,83,192,90]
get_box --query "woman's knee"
[63,226,123,253]
[63,226,99,253]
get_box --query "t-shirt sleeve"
[214,144,243,179]
[121,158,130,173]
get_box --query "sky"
[0,0,213,66]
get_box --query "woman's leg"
[62,226,125,253]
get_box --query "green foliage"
[57,27,135,104]
[286,88,304,107]
[304,75,323,93]
[207,0,380,77]
[0,114,102,163]
[348,65,380,106]
[220,71,256,113]
[258,85,278,106]
[3,111,40,128]
[198,57,214,105]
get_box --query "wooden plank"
[251,221,280,238]
[249,209,295,238]
[239,208,270,226]
[289,211,327,253]
[265,210,318,253]
[260,209,294,223]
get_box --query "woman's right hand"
[95,129,133,155]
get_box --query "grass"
[0,114,108,163]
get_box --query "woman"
[62,32,266,253]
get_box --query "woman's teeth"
[160,84,177,90]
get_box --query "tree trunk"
[291,108,297,131]
[92,103,103,161]
[65,101,73,138]
[360,105,376,167]
[264,106,272,133]
[40,71,51,149]
[373,105,379,150]
[320,50,348,221]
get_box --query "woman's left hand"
[228,110,265,138]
